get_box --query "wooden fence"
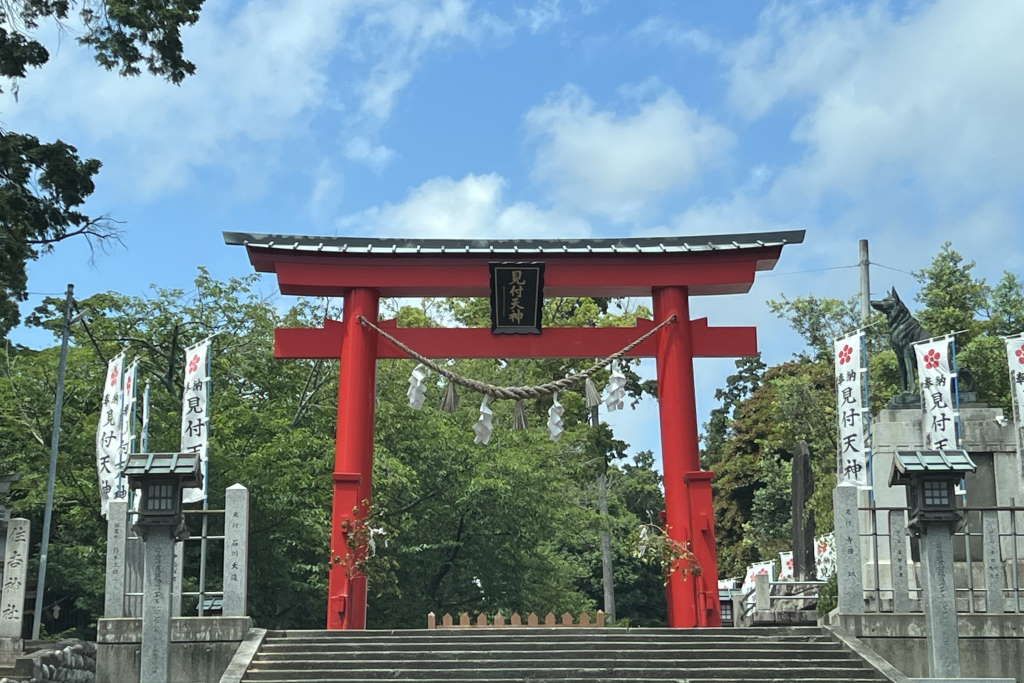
[427,611,606,628]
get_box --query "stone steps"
[241,626,889,682]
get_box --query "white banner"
[834,332,870,487]
[1007,333,1024,479]
[118,359,139,507]
[915,337,958,450]
[96,353,125,517]
[180,339,211,504]
[814,533,836,579]
[741,560,775,604]
[778,551,794,581]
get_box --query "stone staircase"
[242,626,890,682]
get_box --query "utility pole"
[593,405,616,623]
[33,284,75,639]
[859,239,871,326]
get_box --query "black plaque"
[489,262,545,334]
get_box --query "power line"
[758,264,859,278]
[871,261,916,277]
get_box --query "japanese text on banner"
[1006,333,1024,478]
[96,353,125,517]
[915,337,958,450]
[180,339,211,504]
[834,333,870,487]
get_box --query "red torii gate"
[225,230,804,630]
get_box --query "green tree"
[913,242,988,341]
[5,276,669,635]
[1,0,205,337]
[989,272,1024,337]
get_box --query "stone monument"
[0,518,30,666]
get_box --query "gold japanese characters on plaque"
[488,262,545,334]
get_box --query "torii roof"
[223,230,804,256]
[225,229,805,298]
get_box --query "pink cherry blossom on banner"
[188,354,201,374]
[1015,344,1024,364]
[924,349,941,369]
[109,367,119,386]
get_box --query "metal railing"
[124,508,226,617]
[858,505,1024,613]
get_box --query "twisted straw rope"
[358,314,677,401]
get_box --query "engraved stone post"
[754,572,770,611]
[171,541,184,617]
[919,522,960,678]
[982,510,1004,615]
[888,510,914,613]
[103,501,128,617]
[791,440,816,580]
[223,484,250,617]
[0,519,30,638]
[833,483,864,614]
[140,526,175,683]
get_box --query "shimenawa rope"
[358,315,676,401]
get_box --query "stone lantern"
[889,449,975,533]
[123,452,202,683]
[124,452,202,535]
[889,449,976,679]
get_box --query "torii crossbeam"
[226,230,805,630]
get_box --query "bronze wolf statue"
[870,287,931,393]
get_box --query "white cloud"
[344,136,396,171]
[516,0,562,34]
[336,173,591,239]
[5,0,360,196]
[630,16,719,54]
[3,0,498,198]
[352,0,481,122]
[729,1,1024,205]
[525,85,734,222]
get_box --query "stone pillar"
[754,573,770,611]
[140,526,175,683]
[982,510,1004,615]
[171,541,184,617]
[792,441,816,580]
[888,511,914,613]
[0,518,30,639]
[223,484,250,617]
[103,502,128,618]
[919,522,960,678]
[833,484,864,614]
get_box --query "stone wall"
[831,612,1024,681]
[96,616,251,683]
[0,640,96,683]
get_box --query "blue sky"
[8,0,1024,461]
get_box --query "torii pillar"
[226,229,805,629]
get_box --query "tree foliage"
[2,274,669,636]
[1,0,205,337]
[707,242,1024,578]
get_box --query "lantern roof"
[889,449,976,486]
[223,229,804,257]
[124,452,202,484]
